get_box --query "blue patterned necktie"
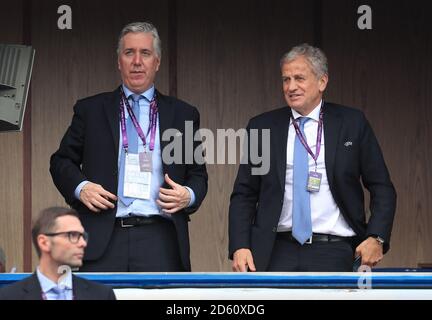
[292,116,312,244]
[51,285,67,300]
[118,94,141,206]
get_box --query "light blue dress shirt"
[36,267,73,300]
[75,84,195,217]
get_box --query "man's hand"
[232,248,256,272]
[355,236,384,268]
[156,174,191,214]
[79,182,117,212]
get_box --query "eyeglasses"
[44,231,89,244]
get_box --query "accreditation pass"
[124,153,151,199]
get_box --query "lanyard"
[292,107,324,171]
[119,87,158,153]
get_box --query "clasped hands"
[79,173,190,214]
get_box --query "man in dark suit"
[50,22,207,272]
[229,43,396,272]
[0,207,116,300]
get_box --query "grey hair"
[280,43,328,78]
[117,21,162,58]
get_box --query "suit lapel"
[104,87,121,153]
[273,107,292,190]
[72,275,89,300]
[323,102,343,188]
[23,273,43,300]
[156,90,175,175]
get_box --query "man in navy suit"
[229,43,396,272]
[0,207,116,300]
[50,22,207,272]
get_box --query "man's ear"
[37,234,51,254]
[155,56,161,72]
[319,74,328,93]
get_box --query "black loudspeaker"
[0,44,35,132]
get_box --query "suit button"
[272,227,277,232]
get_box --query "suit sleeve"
[359,113,397,251]
[50,101,87,206]
[228,121,262,259]
[0,287,7,300]
[183,107,208,214]
[108,288,117,300]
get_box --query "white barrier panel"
[113,287,432,300]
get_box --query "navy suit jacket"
[229,102,397,271]
[50,87,208,271]
[0,273,116,300]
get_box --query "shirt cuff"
[74,181,89,199]
[184,186,196,207]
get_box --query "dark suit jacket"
[0,273,116,300]
[229,102,397,271]
[50,87,208,271]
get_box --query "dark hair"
[31,207,79,257]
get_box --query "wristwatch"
[373,235,385,245]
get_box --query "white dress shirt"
[277,100,356,237]
[36,267,73,300]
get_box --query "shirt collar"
[36,266,73,293]
[122,84,155,102]
[291,100,323,122]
